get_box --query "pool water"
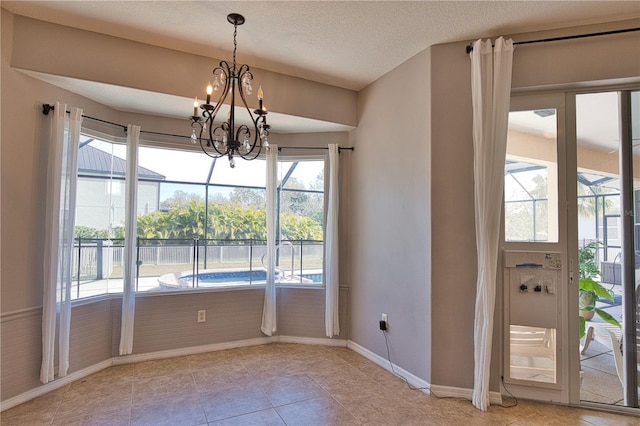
[186,270,272,284]
[177,269,323,285]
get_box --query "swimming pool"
[158,269,323,288]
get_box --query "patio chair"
[584,283,640,386]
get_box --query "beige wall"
[349,48,432,380]
[10,14,357,128]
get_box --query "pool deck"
[71,269,322,300]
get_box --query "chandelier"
[190,13,270,168]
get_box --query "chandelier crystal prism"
[189,13,270,168]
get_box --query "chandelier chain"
[233,24,238,73]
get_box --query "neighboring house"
[76,143,165,232]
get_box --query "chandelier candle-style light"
[190,13,270,168]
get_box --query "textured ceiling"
[3,1,639,132]
[4,1,640,91]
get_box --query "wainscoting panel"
[68,299,112,373]
[130,290,266,354]
[277,287,349,339]
[1,308,42,401]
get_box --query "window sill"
[71,283,328,305]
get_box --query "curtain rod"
[465,27,640,54]
[278,146,354,152]
[42,104,354,152]
[42,104,190,139]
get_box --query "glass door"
[503,93,569,403]
[576,90,639,408]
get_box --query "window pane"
[277,160,324,284]
[136,148,209,290]
[505,110,559,242]
[75,137,126,298]
[139,146,212,183]
[509,325,557,384]
[210,156,266,187]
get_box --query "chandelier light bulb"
[206,83,213,104]
[193,97,199,117]
[258,86,264,111]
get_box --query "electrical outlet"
[197,310,206,323]
[380,313,388,331]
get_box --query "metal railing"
[71,237,323,299]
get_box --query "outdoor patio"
[580,283,627,405]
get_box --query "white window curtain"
[470,37,513,411]
[41,103,83,383]
[325,144,340,337]
[119,124,140,355]
[261,144,278,336]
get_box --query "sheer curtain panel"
[470,37,513,411]
[325,144,340,337]
[41,103,83,383]
[119,124,140,355]
[261,145,278,336]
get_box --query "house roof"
[78,144,165,180]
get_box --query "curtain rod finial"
[42,104,54,115]
[466,44,473,54]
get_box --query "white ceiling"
[3,1,640,132]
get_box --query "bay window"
[72,133,326,300]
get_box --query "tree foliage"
[130,190,322,241]
[75,226,110,239]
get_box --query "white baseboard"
[0,360,112,412]
[279,335,347,347]
[347,340,431,393]
[1,335,347,412]
[112,336,278,365]
[347,340,502,406]
[430,384,503,406]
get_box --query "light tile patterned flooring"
[2,343,638,425]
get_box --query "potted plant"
[578,241,621,338]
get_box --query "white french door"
[502,93,570,403]
[502,89,640,411]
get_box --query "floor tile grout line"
[188,360,210,426]
[47,384,68,426]
[129,378,135,426]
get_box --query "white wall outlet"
[197,310,206,323]
[381,313,388,324]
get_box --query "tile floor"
[2,343,639,425]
